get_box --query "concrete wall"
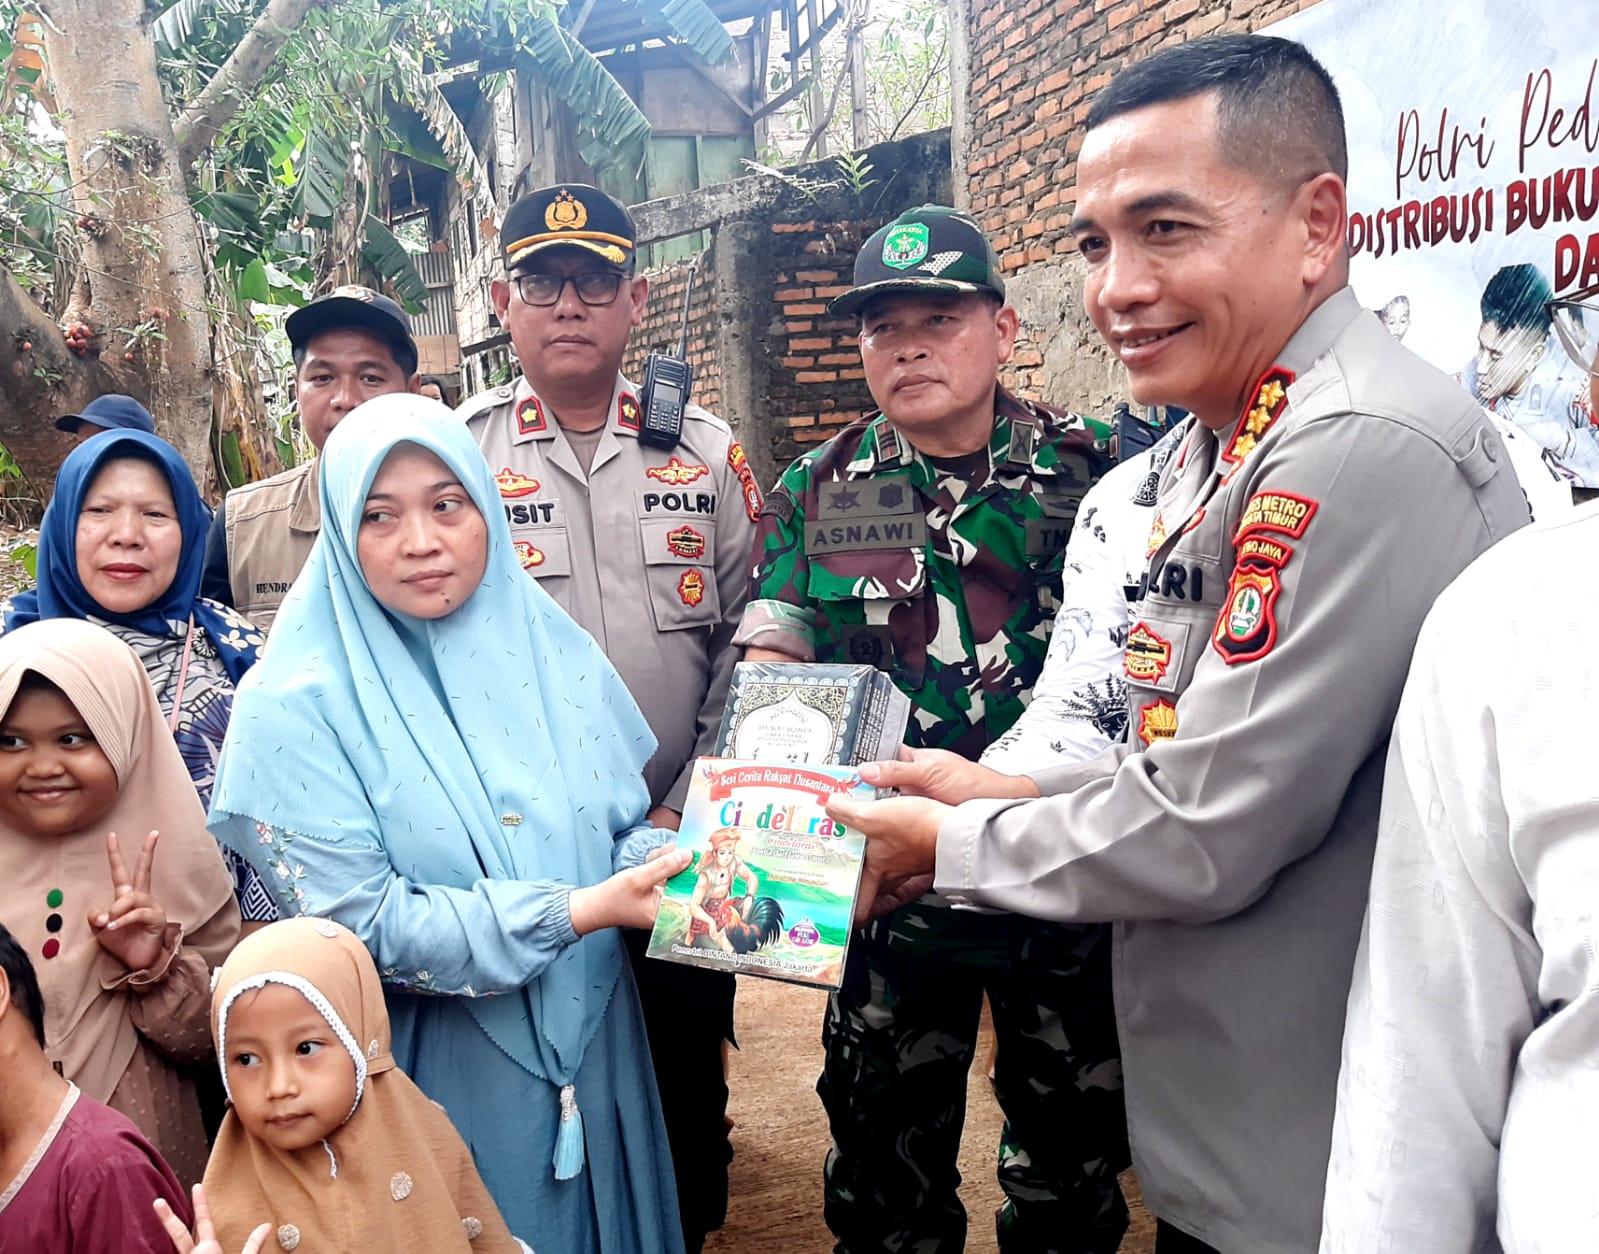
[954,0,1325,416]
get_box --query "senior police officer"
[201,286,422,630]
[735,205,1124,1254]
[825,36,1531,1254]
[459,184,755,1254]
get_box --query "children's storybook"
[646,760,878,989]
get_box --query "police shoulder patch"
[1212,563,1283,665]
[728,440,763,521]
[1235,490,1318,541]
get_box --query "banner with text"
[1273,0,1599,483]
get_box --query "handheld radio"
[639,261,697,450]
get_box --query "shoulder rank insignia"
[1222,367,1295,471]
[516,396,547,437]
[617,392,642,432]
[646,457,709,485]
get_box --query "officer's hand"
[570,850,693,935]
[824,792,948,925]
[858,748,1040,806]
[859,873,936,921]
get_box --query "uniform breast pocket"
[807,548,926,674]
[640,517,720,631]
[512,526,573,581]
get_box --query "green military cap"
[828,205,1006,318]
[501,184,637,270]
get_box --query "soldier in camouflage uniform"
[734,206,1128,1253]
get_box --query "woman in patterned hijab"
[2,430,273,924]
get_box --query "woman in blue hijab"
[209,394,690,1252]
[2,428,272,921]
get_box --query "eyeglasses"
[510,271,624,307]
[1547,284,1599,377]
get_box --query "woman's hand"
[155,1184,271,1254]
[569,849,692,936]
[90,831,169,974]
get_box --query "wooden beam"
[668,43,756,116]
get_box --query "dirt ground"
[706,979,1155,1253]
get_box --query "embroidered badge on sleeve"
[728,440,763,521]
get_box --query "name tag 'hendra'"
[805,514,928,555]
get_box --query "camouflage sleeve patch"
[760,484,797,525]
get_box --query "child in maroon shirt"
[0,922,193,1252]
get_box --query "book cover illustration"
[647,759,875,989]
[714,662,911,766]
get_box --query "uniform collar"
[1217,286,1363,472]
[508,373,644,446]
[289,458,321,533]
[844,385,1061,479]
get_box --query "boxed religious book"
[646,759,878,988]
[713,661,911,766]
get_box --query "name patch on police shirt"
[805,514,928,555]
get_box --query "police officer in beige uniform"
[459,184,756,1253]
[826,36,1530,1254]
[201,287,421,630]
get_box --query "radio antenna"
[676,261,698,359]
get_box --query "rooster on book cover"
[687,829,785,954]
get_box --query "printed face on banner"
[1270,0,1599,484]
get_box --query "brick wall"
[960,0,1325,411]
[623,254,723,416]
[622,130,953,493]
[762,218,881,468]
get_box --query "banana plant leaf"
[625,0,734,63]
[519,22,650,175]
[362,215,430,312]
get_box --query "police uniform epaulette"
[681,403,734,438]
[456,384,516,423]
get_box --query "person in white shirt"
[982,421,1186,775]
[1319,287,1599,1253]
